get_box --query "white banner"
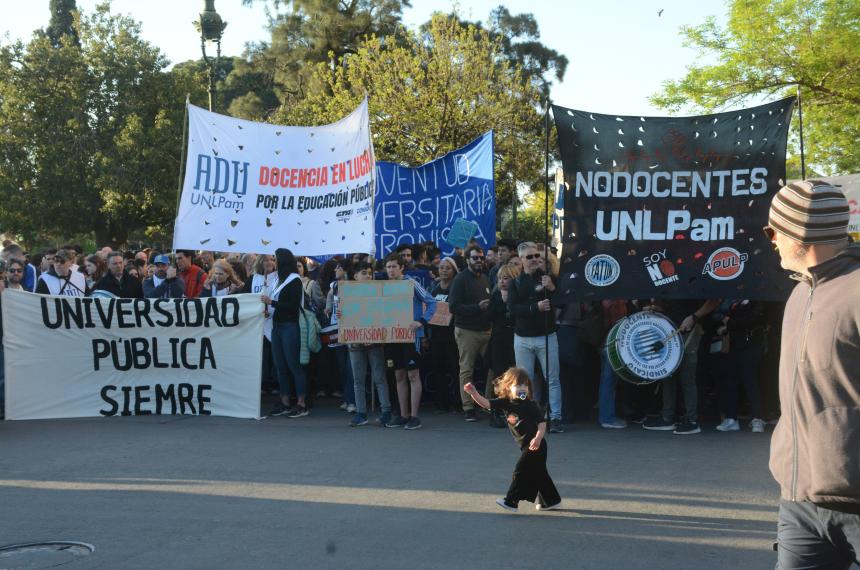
[174,100,375,256]
[2,290,264,420]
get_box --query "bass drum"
[606,311,683,385]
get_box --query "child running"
[464,367,562,513]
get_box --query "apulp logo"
[702,247,749,281]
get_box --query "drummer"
[642,298,719,435]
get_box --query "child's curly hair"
[493,367,533,399]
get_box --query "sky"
[0,0,730,116]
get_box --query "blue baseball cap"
[153,254,170,265]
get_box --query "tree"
[650,0,860,175]
[46,0,79,47]
[0,4,193,247]
[278,14,545,224]
[500,189,552,244]
[220,0,411,119]
[437,6,568,98]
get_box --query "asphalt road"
[0,403,782,569]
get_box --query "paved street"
[0,404,781,569]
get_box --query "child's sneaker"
[495,498,518,512]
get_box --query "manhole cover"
[0,542,94,569]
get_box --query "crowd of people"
[0,237,781,432]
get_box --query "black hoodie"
[271,248,302,323]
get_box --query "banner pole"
[796,85,806,180]
[544,98,551,414]
[172,95,191,256]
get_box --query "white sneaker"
[716,418,740,432]
[339,402,348,411]
[536,500,562,511]
[346,404,357,413]
[750,418,766,433]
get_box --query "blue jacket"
[405,275,437,348]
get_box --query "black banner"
[552,98,796,302]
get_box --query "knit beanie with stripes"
[769,180,850,244]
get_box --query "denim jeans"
[350,345,390,415]
[334,345,355,405]
[513,333,561,420]
[598,349,620,424]
[271,320,307,399]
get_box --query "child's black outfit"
[489,398,561,508]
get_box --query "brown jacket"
[769,244,860,505]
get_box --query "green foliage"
[651,0,860,175]
[434,6,568,97]
[500,189,552,243]
[277,14,545,223]
[0,3,192,247]
[46,0,79,47]
[222,0,411,118]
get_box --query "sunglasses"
[525,253,543,260]
[470,255,484,261]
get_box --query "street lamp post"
[194,0,227,112]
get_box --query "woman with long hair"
[261,248,309,418]
[200,259,243,297]
[429,257,460,413]
[486,263,521,427]
[296,257,325,309]
[84,254,107,294]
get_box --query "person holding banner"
[448,245,493,423]
[243,254,279,395]
[507,242,564,434]
[347,261,392,427]
[764,180,859,569]
[35,249,86,297]
[4,259,27,292]
[262,248,309,418]
[94,252,143,298]
[200,260,244,297]
[142,254,185,299]
[382,253,436,430]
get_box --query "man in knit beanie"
[766,180,860,569]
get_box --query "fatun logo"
[642,250,678,287]
[585,254,621,287]
[702,247,749,281]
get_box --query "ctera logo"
[584,254,621,287]
[642,249,679,287]
[702,247,749,281]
